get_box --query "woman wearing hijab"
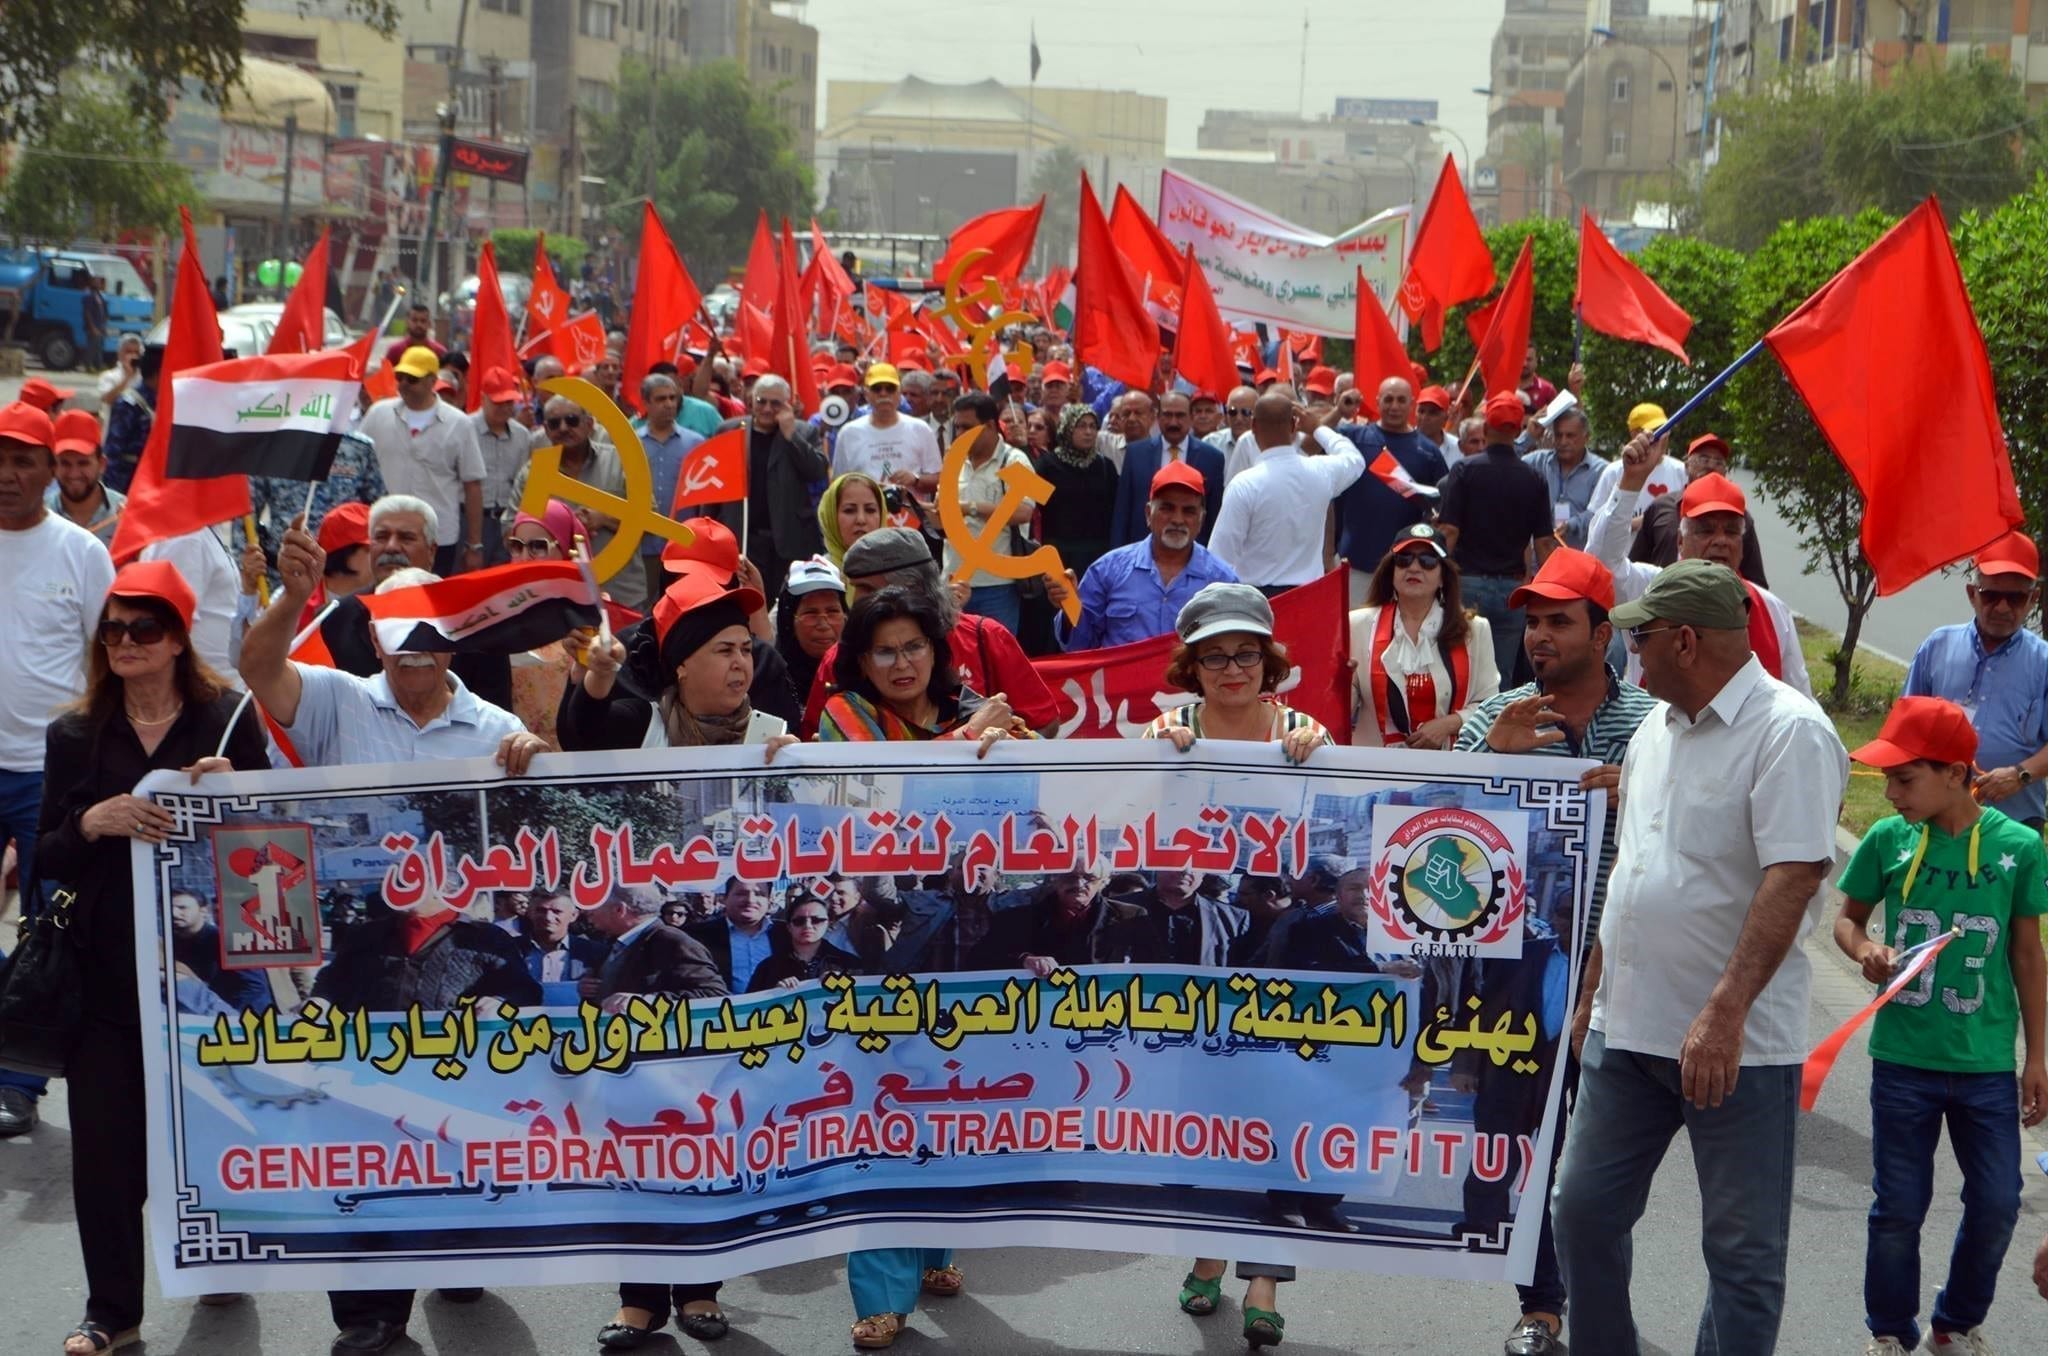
[817,471,887,576]
[1034,404,1117,581]
[773,555,847,737]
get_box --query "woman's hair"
[75,595,230,723]
[1364,545,1472,651]
[832,586,957,708]
[325,544,367,579]
[1163,632,1291,696]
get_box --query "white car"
[146,304,350,358]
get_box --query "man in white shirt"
[1587,429,1811,700]
[356,345,486,576]
[1208,392,1363,594]
[1586,401,1685,524]
[829,362,940,493]
[1551,558,1846,1356]
[0,401,114,1134]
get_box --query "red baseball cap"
[18,377,75,412]
[1149,461,1207,500]
[826,363,860,390]
[0,401,55,449]
[660,515,741,576]
[1303,366,1337,396]
[433,374,458,395]
[109,559,197,630]
[1510,547,1617,612]
[479,366,520,402]
[317,501,372,555]
[1975,530,2039,581]
[653,564,763,653]
[1416,385,1452,410]
[1040,361,1073,384]
[1851,695,1978,769]
[1680,472,1747,519]
[1686,432,1730,459]
[51,409,101,455]
[1253,368,1280,386]
[1483,391,1525,428]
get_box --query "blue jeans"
[1551,1030,1799,1355]
[964,584,1020,636]
[1460,573,1526,681]
[0,768,48,1099]
[1865,1059,2022,1346]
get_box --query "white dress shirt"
[1207,427,1364,588]
[1347,603,1500,747]
[1592,656,1847,1064]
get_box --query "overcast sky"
[803,0,1691,188]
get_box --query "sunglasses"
[1625,623,1686,651]
[789,915,829,929]
[504,537,556,557]
[1197,649,1265,671]
[1226,407,1254,418]
[100,616,169,646]
[1393,551,1442,570]
[1977,588,2032,608]
[543,414,582,429]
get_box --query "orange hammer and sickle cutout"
[936,427,1081,626]
[516,375,696,583]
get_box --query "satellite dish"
[820,393,852,428]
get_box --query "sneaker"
[1925,1330,1993,1355]
[1863,1339,1912,1356]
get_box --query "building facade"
[1562,14,1692,219]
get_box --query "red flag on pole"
[528,232,573,345]
[1073,175,1159,390]
[739,208,779,331]
[266,227,331,355]
[1170,246,1237,400]
[1763,197,2024,594]
[1109,185,1186,319]
[1472,236,1535,402]
[671,428,749,511]
[1399,155,1496,351]
[802,218,856,337]
[933,199,1044,286]
[110,207,249,564]
[1352,268,1413,422]
[466,240,520,412]
[769,218,820,414]
[622,202,704,414]
[1575,211,1692,363]
[347,328,398,403]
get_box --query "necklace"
[125,701,183,727]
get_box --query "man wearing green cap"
[1550,554,1847,1356]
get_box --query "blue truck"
[0,247,156,370]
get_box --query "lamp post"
[1407,118,1471,183]
[276,95,317,276]
[1592,25,1683,212]
[1474,86,1553,219]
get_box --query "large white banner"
[1159,168,1411,338]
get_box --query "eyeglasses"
[1226,407,1254,418]
[1624,624,1685,651]
[1392,551,1442,571]
[1197,649,1265,671]
[504,537,555,558]
[99,616,168,646]
[867,638,933,668]
[753,396,787,408]
[1976,588,2032,608]
[543,414,582,429]
[867,384,898,394]
[788,915,829,929]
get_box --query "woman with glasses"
[1023,408,1053,457]
[42,562,271,1356]
[1347,522,1499,749]
[746,898,860,990]
[817,471,886,580]
[774,556,846,738]
[1141,581,1325,1349]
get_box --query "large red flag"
[1575,211,1692,363]
[1352,269,1413,422]
[621,202,704,413]
[932,199,1044,287]
[1399,155,1496,351]
[1073,175,1159,390]
[466,240,520,412]
[1171,246,1237,400]
[768,218,820,414]
[110,207,248,564]
[265,227,331,355]
[740,208,779,318]
[527,232,574,346]
[801,218,856,337]
[1763,197,2023,594]
[1472,236,1535,402]
[1109,185,1186,318]
[671,428,749,511]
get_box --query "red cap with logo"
[1482,391,1526,428]
[1040,361,1073,385]
[317,501,373,555]
[52,409,101,455]
[1416,385,1452,410]
[1680,472,1747,518]
[653,564,764,652]
[1149,461,1207,500]
[1850,695,1979,769]
[1975,530,2039,581]
[826,363,860,390]
[479,366,521,402]
[109,559,197,630]
[1686,432,1730,459]
[0,401,56,449]
[1303,366,1337,396]
[1253,368,1279,386]
[660,515,741,576]
[1510,547,1617,612]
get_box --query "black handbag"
[1008,522,1049,603]
[0,879,84,1080]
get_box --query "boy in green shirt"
[1834,696,2048,1355]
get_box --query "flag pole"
[218,598,339,758]
[1651,339,1765,440]
[242,514,271,606]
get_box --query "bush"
[490,229,588,279]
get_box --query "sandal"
[920,1263,964,1297]
[678,1306,730,1341]
[1178,1269,1224,1317]
[1244,1306,1286,1348]
[597,1307,665,1350]
[62,1322,139,1355]
[850,1312,902,1349]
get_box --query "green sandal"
[1177,1270,1223,1316]
[1244,1306,1285,1347]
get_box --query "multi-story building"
[1561,14,1692,220]
[688,0,820,164]
[1169,104,1444,235]
[1475,0,1610,222]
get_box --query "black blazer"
[683,916,775,992]
[600,922,728,1001]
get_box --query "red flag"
[1108,185,1185,318]
[1399,155,1496,351]
[769,219,820,414]
[733,300,774,364]
[466,240,520,412]
[1172,246,1237,400]
[740,209,779,317]
[1352,269,1412,422]
[671,428,748,510]
[1575,212,1692,363]
[265,227,331,355]
[1279,328,1323,364]
[1230,329,1262,373]
[533,310,609,373]
[622,203,704,414]
[110,207,249,564]
[1275,335,1296,389]
[527,232,574,345]
[932,199,1044,287]
[1763,197,2023,594]
[801,218,856,337]
[346,328,398,403]
[1472,236,1535,402]
[1073,175,1159,390]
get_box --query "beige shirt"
[942,444,1038,588]
[357,397,485,546]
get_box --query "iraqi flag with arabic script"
[166,350,360,482]
[358,561,601,656]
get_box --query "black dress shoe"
[1504,1318,1567,1355]
[0,1086,38,1136]
[331,1320,407,1353]
[1298,1202,1358,1234]
[434,1287,482,1303]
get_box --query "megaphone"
[820,393,852,428]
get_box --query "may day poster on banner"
[132,741,1602,1294]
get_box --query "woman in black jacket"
[42,561,271,1356]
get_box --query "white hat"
[784,555,845,597]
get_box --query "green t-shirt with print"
[1837,807,2048,1073]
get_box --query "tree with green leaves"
[0,89,201,242]
[1732,207,1893,706]
[1408,216,1578,402]
[584,58,814,278]
[0,1,400,144]
[1578,234,1746,445]
[490,229,590,280]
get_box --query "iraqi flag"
[362,561,601,655]
[1370,449,1437,499]
[167,351,359,482]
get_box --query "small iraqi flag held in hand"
[365,560,603,657]
[1370,449,1438,500]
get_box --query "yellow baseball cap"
[394,346,441,380]
[1626,402,1668,434]
[864,362,901,389]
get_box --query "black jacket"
[311,915,541,1010]
[968,890,1149,970]
[684,916,777,992]
[598,922,728,1002]
[555,623,799,751]
[747,937,862,991]
[702,418,828,561]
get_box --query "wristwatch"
[2020,767,2034,786]
[466,541,484,551]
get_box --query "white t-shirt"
[141,528,245,687]
[0,513,115,770]
[942,446,1038,587]
[831,414,941,485]
[1588,454,1686,521]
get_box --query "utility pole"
[419,0,472,322]
[485,56,504,233]
[1297,11,1309,119]
[279,110,299,276]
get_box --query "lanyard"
[1900,819,1980,902]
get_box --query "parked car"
[443,270,531,334]
[220,302,353,351]
[147,310,273,360]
